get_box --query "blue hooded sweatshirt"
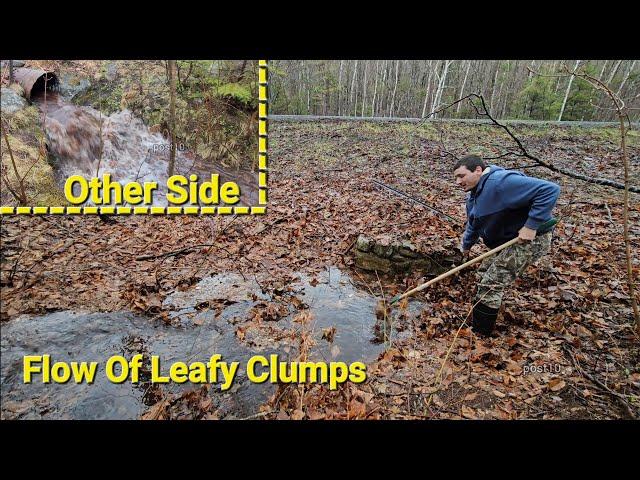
[462,165,560,250]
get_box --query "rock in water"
[57,72,91,99]
[1,87,28,114]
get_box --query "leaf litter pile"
[1,120,638,419]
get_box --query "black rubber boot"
[472,303,499,337]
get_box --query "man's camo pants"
[475,231,553,309]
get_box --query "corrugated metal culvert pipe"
[12,67,59,100]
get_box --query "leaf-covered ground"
[1,120,638,419]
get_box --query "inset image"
[1,60,260,208]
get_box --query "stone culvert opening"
[354,234,462,276]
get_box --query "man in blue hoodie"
[453,155,560,336]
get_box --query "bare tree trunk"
[322,61,328,116]
[235,60,248,82]
[607,59,623,85]
[350,60,358,117]
[1,120,28,205]
[502,60,518,118]
[421,60,435,117]
[9,60,13,84]
[558,60,580,121]
[433,60,451,118]
[553,60,563,94]
[389,60,399,117]
[380,61,388,117]
[495,60,507,118]
[337,60,344,116]
[298,60,304,114]
[361,62,367,117]
[616,60,637,97]
[456,60,471,114]
[353,62,359,116]
[167,60,177,177]
[421,61,430,117]
[619,114,640,330]
[306,62,311,114]
[599,60,608,81]
[489,61,500,113]
[371,60,379,117]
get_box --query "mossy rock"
[71,78,123,115]
[372,242,395,258]
[57,73,91,99]
[354,234,460,276]
[355,250,394,274]
[355,235,372,252]
[0,106,68,206]
[8,83,25,98]
[1,87,27,114]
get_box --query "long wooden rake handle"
[389,237,519,305]
[388,217,557,305]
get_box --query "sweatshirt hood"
[472,164,504,196]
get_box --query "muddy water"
[0,310,269,419]
[288,267,420,363]
[163,267,421,364]
[1,267,422,419]
[31,90,257,206]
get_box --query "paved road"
[269,115,639,129]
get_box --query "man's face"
[454,165,484,192]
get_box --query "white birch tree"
[389,60,399,117]
[558,60,581,121]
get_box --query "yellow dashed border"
[257,60,268,208]
[0,60,268,216]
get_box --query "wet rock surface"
[56,72,91,99]
[1,87,28,114]
[8,83,25,97]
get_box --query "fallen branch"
[136,243,225,261]
[466,93,640,193]
[562,344,636,419]
[236,410,271,421]
[604,203,614,225]
[415,90,640,191]
[371,179,462,225]
[205,214,238,254]
[8,246,27,286]
[417,93,480,125]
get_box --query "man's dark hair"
[453,155,487,172]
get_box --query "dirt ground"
[1,120,638,419]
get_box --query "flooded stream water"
[30,90,257,206]
[1,267,422,419]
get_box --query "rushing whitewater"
[31,90,257,206]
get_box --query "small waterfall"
[31,90,257,206]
